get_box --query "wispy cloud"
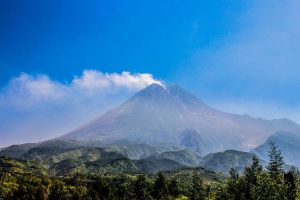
[72,70,162,92]
[0,70,162,147]
[211,100,300,123]
[1,70,162,107]
[2,73,68,109]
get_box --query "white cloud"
[0,70,162,147]
[1,73,68,109]
[9,73,66,99]
[72,70,111,91]
[72,70,163,91]
[109,71,163,89]
[2,70,162,106]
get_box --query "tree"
[49,179,66,200]
[215,185,231,200]
[243,156,263,199]
[168,177,180,199]
[133,174,151,200]
[251,143,287,200]
[284,171,296,200]
[251,171,287,200]
[113,175,132,200]
[189,171,205,200]
[267,142,284,178]
[152,172,169,200]
[245,156,263,184]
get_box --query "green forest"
[0,142,299,200]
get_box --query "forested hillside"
[1,142,300,199]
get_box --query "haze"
[1,0,300,147]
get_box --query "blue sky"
[0,0,248,85]
[1,0,300,146]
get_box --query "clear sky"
[1,0,300,146]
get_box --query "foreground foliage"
[0,143,300,200]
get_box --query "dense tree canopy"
[0,143,299,200]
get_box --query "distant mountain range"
[201,150,267,173]
[252,131,300,168]
[1,83,300,173]
[0,140,263,175]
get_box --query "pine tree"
[168,177,180,199]
[152,172,169,200]
[251,171,287,200]
[243,156,263,199]
[189,171,205,200]
[284,171,296,200]
[251,143,287,200]
[267,142,284,178]
[133,174,151,200]
[215,185,231,200]
[227,168,240,200]
[245,156,262,184]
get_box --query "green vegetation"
[201,150,266,173]
[1,142,300,199]
[0,159,221,200]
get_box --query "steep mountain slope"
[9,144,184,175]
[104,143,182,160]
[0,140,89,159]
[146,149,202,167]
[0,139,182,162]
[0,156,48,177]
[22,145,138,175]
[164,167,225,183]
[252,131,300,167]
[60,83,300,153]
[201,150,265,173]
[179,129,211,155]
[0,143,39,158]
[134,157,185,173]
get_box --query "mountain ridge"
[252,131,300,168]
[60,83,300,153]
[2,84,300,170]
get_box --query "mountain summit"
[61,84,300,154]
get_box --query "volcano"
[61,83,300,154]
